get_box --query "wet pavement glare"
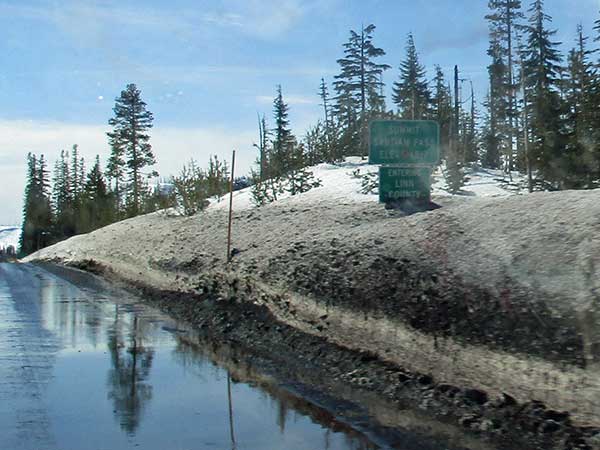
[0,263,379,450]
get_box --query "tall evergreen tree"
[318,78,334,161]
[562,25,599,188]
[319,78,332,132]
[20,153,38,254]
[37,155,53,243]
[52,149,75,239]
[483,35,510,169]
[106,135,126,217]
[271,85,294,177]
[431,66,453,162]
[522,0,564,186]
[486,0,524,171]
[19,154,53,255]
[81,156,112,232]
[304,121,329,165]
[70,145,85,223]
[463,82,480,164]
[392,33,431,120]
[482,91,503,168]
[254,114,270,181]
[70,144,80,199]
[107,83,155,217]
[444,66,466,193]
[333,24,390,156]
[52,150,70,214]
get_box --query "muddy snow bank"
[27,189,600,424]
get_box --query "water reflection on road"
[0,263,379,450]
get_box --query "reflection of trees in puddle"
[173,337,377,450]
[106,305,155,435]
[39,278,104,350]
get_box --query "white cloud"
[201,0,305,38]
[0,120,258,225]
[202,12,244,28]
[0,2,193,33]
[0,0,335,43]
[0,2,201,52]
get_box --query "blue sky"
[1,0,599,224]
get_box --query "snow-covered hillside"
[210,157,527,211]
[0,226,20,250]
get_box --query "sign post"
[226,150,235,263]
[369,120,440,206]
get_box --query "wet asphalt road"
[0,262,385,450]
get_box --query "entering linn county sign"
[369,120,440,203]
[378,166,432,203]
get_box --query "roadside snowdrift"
[27,159,600,425]
[0,226,20,249]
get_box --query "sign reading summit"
[369,120,440,166]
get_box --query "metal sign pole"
[226,150,236,263]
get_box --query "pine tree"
[562,25,598,188]
[482,91,502,169]
[483,36,510,169]
[206,155,229,200]
[106,136,126,217]
[431,66,453,162]
[254,114,270,181]
[444,152,466,194]
[107,83,155,217]
[333,24,390,156]
[19,154,53,255]
[52,150,68,209]
[70,145,82,200]
[81,156,112,232]
[271,85,294,177]
[51,149,75,239]
[19,153,38,254]
[522,0,564,186]
[304,121,329,165]
[36,155,53,243]
[486,0,524,171]
[444,66,466,193]
[392,33,431,120]
[318,78,334,161]
[171,160,208,216]
[319,78,331,132]
[463,82,480,164]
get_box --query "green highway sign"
[369,120,440,165]
[379,166,432,203]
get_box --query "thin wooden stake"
[226,150,236,263]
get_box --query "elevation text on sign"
[369,120,440,165]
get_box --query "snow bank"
[25,160,600,425]
[210,157,527,212]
